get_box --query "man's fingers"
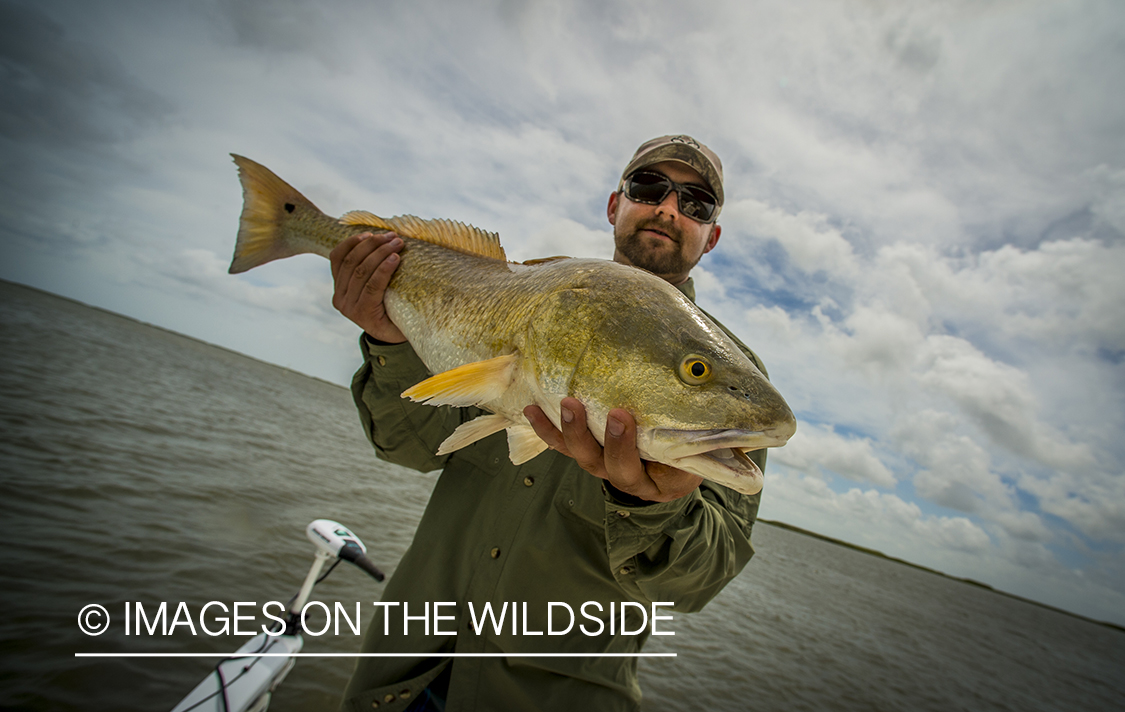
[330,232,375,282]
[522,399,703,503]
[361,246,400,300]
[526,399,700,502]
[601,408,640,479]
[333,233,379,305]
[327,232,408,342]
[523,405,570,457]
[602,409,700,502]
[601,407,658,497]
[343,234,401,313]
[644,463,704,502]
[559,398,608,477]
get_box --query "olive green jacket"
[340,279,768,712]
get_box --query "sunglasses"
[622,170,719,223]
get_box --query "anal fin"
[436,414,513,456]
[506,425,550,465]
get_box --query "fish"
[228,154,796,494]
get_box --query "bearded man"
[332,135,771,712]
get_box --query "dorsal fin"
[339,210,506,261]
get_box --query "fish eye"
[678,355,712,385]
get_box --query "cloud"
[916,334,1096,471]
[513,219,614,263]
[0,1,170,147]
[765,472,993,557]
[773,422,896,488]
[891,410,1010,512]
[722,199,859,280]
[874,239,1125,356]
[154,248,338,323]
[834,306,926,376]
[1017,471,1125,544]
[989,510,1053,545]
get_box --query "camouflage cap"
[618,134,725,209]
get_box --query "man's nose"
[654,188,680,219]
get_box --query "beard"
[614,219,701,279]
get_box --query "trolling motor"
[171,520,384,712]
[281,520,385,634]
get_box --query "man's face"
[607,160,722,285]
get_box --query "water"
[1,279,1122,711]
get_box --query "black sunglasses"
[622,170,719,223]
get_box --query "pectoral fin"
[436,414,513,455]
[506,424,550,464]
[401,353,518,407]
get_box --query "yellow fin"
[436,414,513,455]
[229,154,325,273]
[506,425,550,464]
[401,353,518,407]
[340,210,506,261]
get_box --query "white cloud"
[835,306,926,376]
[892,410,1009,511]
[722,199,859,280]
[989,510,1053,545]
[510,218,614,263]
[916,334,1096,470]
[773,422,896,488]
[763,472,993,557]
[1017,472,1125,544]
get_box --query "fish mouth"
[644,428,790,496]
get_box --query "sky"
[2,0,1123,626]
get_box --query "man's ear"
[606,192,619,226]
[703,224,721,254]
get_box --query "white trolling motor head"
[306,519,384,581]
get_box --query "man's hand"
[524,398,703,503]
[330,232,407,344]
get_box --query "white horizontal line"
[74,652,676,658]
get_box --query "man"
[332,136,769,712]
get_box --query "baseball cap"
[618,135,725,209]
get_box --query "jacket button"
[619,566,632,575]
[616,510,630,518]
[400,689,412,699]
[384,693,395,703]
[370,702,379,709]
[524,476,534,487]
[490,547,501,558]
[376,355,386,366]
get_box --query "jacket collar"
[673,277,696,303]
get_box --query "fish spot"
[284,203,295,213]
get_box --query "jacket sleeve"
[603,475,761,613]
[602,333,769,613]
[350,334,481,473]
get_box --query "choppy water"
[1,279,1122,712]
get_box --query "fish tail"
[228,154,326,274]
